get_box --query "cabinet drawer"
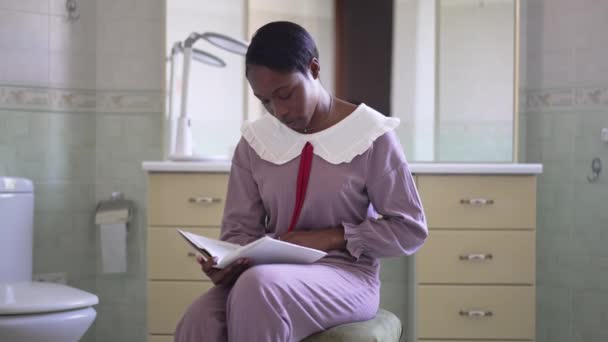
[416,230,535,284]
[417,285,534,340]
[148,281,213,334]
[149,336,172,342]
[148,227,220,280]
[417,175,536,229]
[148,173,229,226]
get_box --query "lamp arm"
[179,47,192,119]
[184,32,203,48]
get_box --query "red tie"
[287,142,314,233]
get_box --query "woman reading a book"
[175,21,428,342]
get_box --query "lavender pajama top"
[174,104,428,342]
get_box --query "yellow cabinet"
[417,175,536,229]
[148,281,214,334]
[148,227,220,281]
[418,285,535,340]
[414,175,536,342]
[147,172,228,341]
[144,170,537,342]
[148,173,228,227]
[416,230,535,284]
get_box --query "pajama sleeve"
[219,138,267,246]
[343,131,428,259]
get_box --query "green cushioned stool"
[301,309,403,342]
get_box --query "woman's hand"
[279,226,347,252]
[197,255,250,287]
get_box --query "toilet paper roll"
[100,223,127,273]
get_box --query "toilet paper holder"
[95,192,134,226]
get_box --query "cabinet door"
[417,285,534,340]
[148,281,214,334]
[148,173,228,226]
[417,175,536,229]
[148,227,220,280]
[416,230,535,284]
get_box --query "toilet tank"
[0,177,34,282]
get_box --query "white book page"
[217,236,327,268]
[178,230,239,261]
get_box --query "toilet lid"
[0,282,99,315]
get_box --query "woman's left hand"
[279,226,346,252]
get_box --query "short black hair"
[246,21,319,75]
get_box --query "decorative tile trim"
[524,85,608,112]
[0,84,163,113]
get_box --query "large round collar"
[241,104,400,165]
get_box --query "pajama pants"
[174,262,380,342]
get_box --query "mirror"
[164,0,519,162]
[392,0,519,162]
[437,0,517,162]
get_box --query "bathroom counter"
[142,161,543,174]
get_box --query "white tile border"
[0,84,162,113]
[524,85,608,112]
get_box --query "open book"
[177,229,327,269]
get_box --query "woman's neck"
[304,90,334,134]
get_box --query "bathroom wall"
[0,1,98,341]
[93,0,163,341]
[522,0,608,341]
[0,1,163,341]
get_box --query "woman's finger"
[219,260,249,286]
[201,256,218,274]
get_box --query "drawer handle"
[459,253,493,261]
[459,309,493,317]
[186,252,196,258]
[188,197,222,205]
[460,198,494,206]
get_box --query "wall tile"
[537,286,572,342]
[49,0,95,18]
[0,10,49,85]
[1,50,50,85]
[0,0,49,14]
[379,281,408,325]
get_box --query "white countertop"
[142,161,543,174]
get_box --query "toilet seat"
[0,281,98,315]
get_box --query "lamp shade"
[201,32,249,56]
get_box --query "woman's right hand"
[197,256,250,287]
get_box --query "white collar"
[241,104,400,165]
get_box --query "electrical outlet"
[33,272,67,285]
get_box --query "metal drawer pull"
[188,197,222,204]
[459,253,493,261]
[186,252,196,257]
[460,198,494,206]
[459,309,493,317]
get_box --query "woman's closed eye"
[277,90,293,100]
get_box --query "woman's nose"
[271,102,288,118]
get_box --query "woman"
[175,21,427,342]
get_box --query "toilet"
[0,177,99,342]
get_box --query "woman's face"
[246,64,318,132]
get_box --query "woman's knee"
[228,266,284,311]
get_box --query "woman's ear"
[309,58,320,80]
